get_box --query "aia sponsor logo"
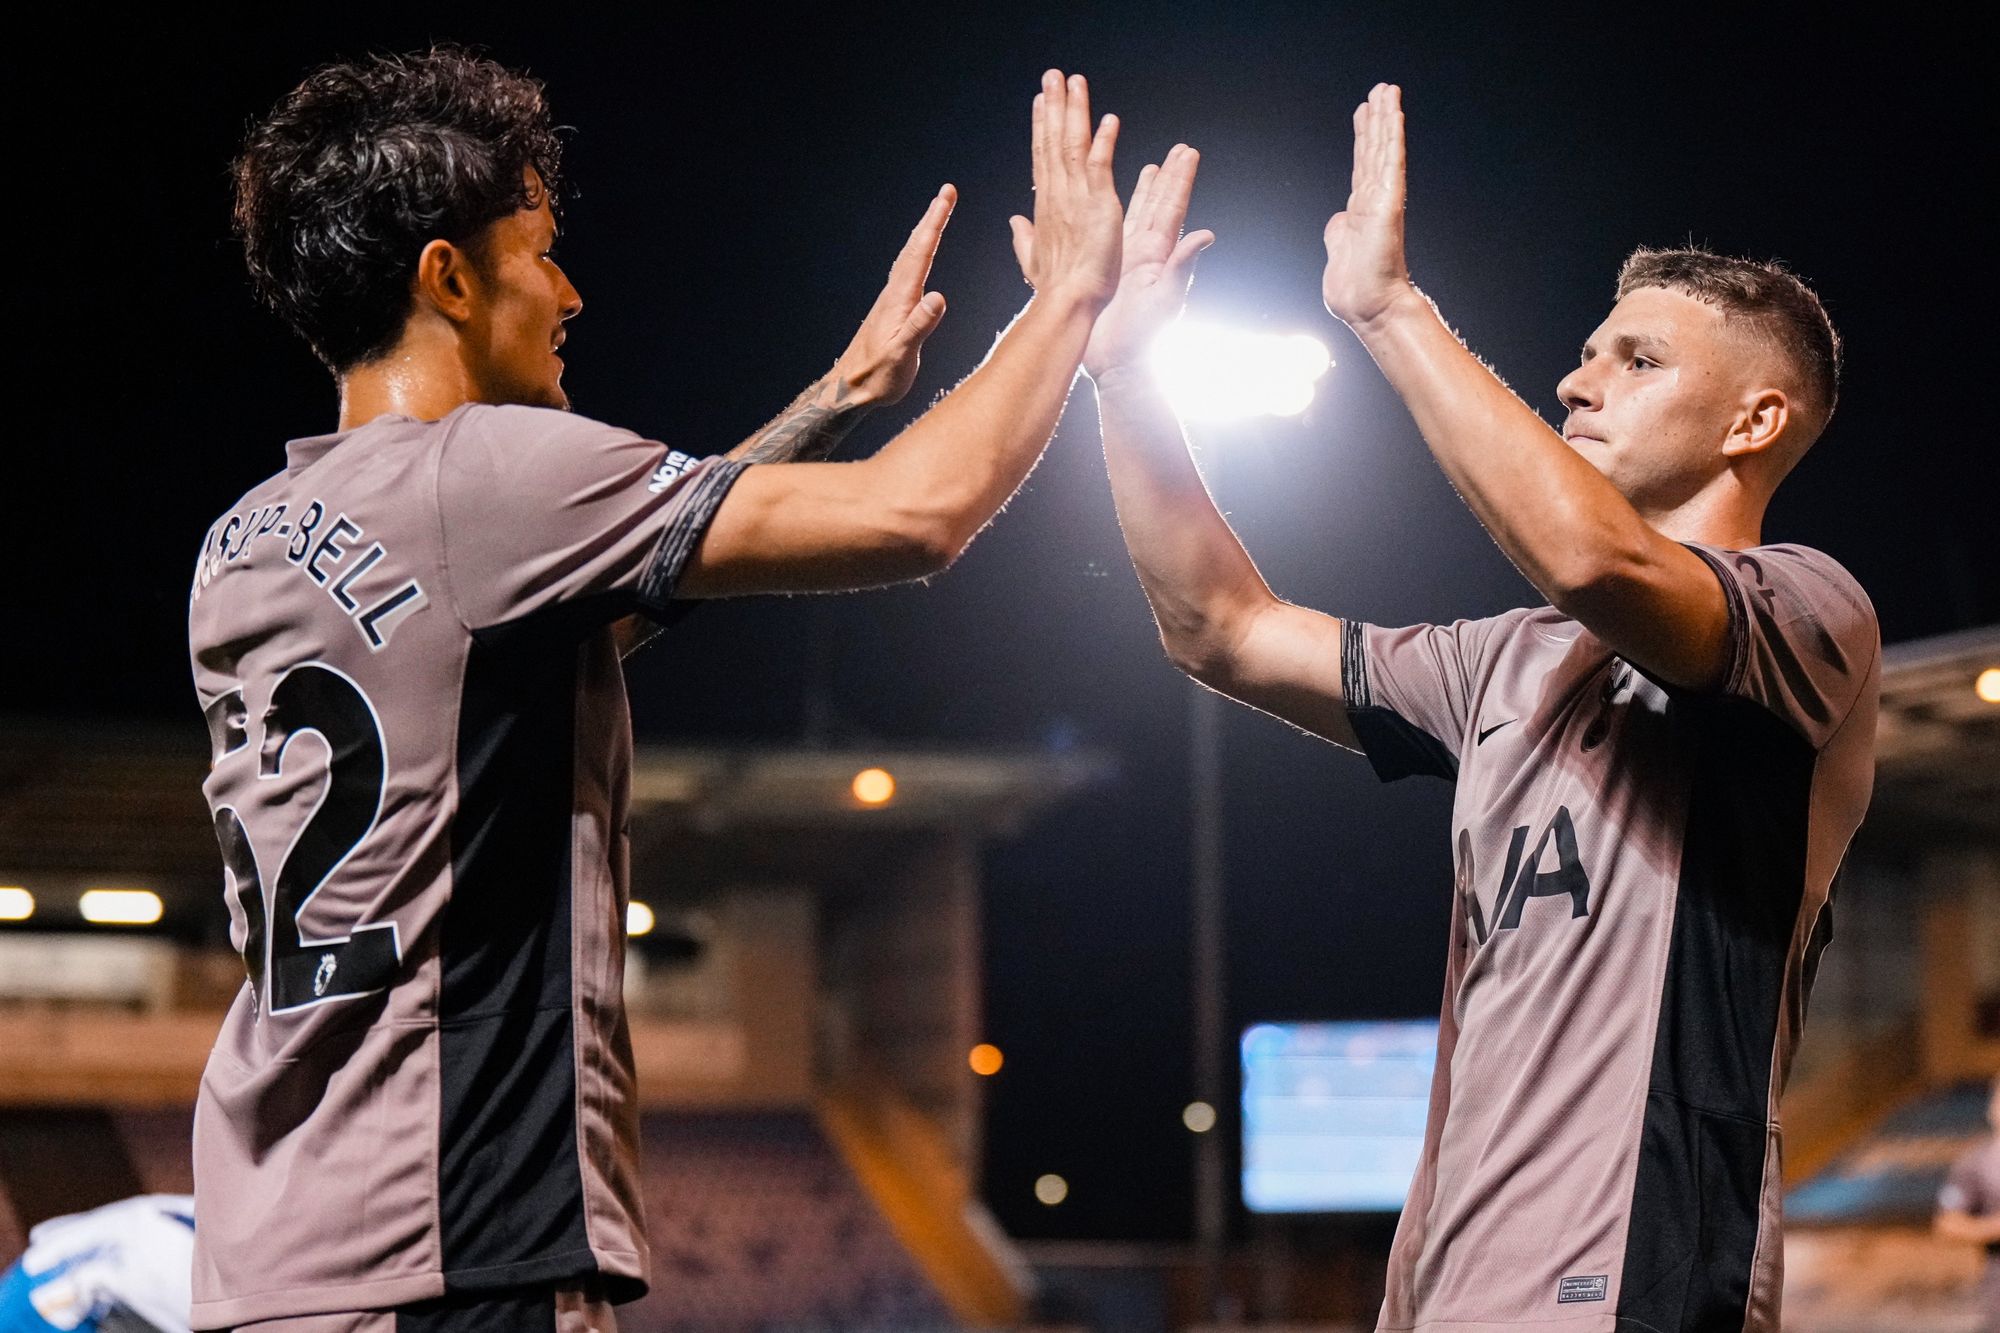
[648,451,702,493]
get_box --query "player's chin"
[1565,436,1614,474]
[521,364,572,412]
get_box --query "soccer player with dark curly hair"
[1079,91,1877,1331]
[189,50,1129,1332]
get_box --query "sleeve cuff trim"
[637,459,748,612]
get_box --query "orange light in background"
[1034,1173,1069,1206]
[626,902,657,937]
[1977,667,2000,704]
[969,1043,1004,1076]
[0,888,33,922]
[851,767,896,806]
[78,889,163,926]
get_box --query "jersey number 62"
[204,665,401,1016]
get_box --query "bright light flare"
[79,889,163,926]
[851,767,896,806]
[626,901,657,937]
[1034,1173,1069,1206]
[1182,1100,1217,1133]
[1977,667,2000,704]
[969,1043,1004,1076]
[0,888,33,921]
[1148,323,1333,421]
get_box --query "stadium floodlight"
[0,887,33,921]
[626,901,657,937]
[968,1043,1005,1076]
[78,889,163,926]
[1148,322,1333,422]
[1182,1100,1217,1133]
[850,766,896,806]
[1034,1173,1069,1206]
[1977,667,2000,704]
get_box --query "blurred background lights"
[0,887,33,921]
[1977,667,2000,703]
[968,1043,1004,1076]
[1034,1173,1068,1206]
[78,889,162,926]
[1148,323,1333,421]
[1182,1100,1217,1133]
[626,901,656,937]
[850,767,896,805]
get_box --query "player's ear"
[1721,387,1788,460]
[413,238,479,326]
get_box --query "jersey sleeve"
[1341,614,1511,783]
[1683,543,1879,749]
[435,404,746,631]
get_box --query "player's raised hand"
[832,185,958,406]
[1322,83,1412,331]
[1007,70,1125,311]
[1080,145,1215,379]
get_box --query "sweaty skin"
[334,68,1133,613]
[187,68,1135,1329]
[1088,85,1822,739]
[1085,82,1875,1333]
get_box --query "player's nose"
[1556,363,1598,412]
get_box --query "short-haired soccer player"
[189,51,1126,1332]
[1080,89,1877,1332]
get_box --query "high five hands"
[1007,70,1129,313]
[835,69,1130,408]
[1077,146,1214,379]
[854,79,1418,408]
[1322,83,1414,333]
[833,185,958,408]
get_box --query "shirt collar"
[283,413,422,474]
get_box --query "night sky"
[15,5,1988,1242]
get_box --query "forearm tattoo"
[732,375,870,464]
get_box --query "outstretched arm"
[617,190,955,653]
[1086,149,1360,747]
[725,187,957,465]
[678,70,1124,598]
[1323,85,1728,690]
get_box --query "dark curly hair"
[233,48,564,372]
[1617,247,1841,434]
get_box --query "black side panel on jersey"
[441,621,593,1291]
[1616,697,1815,1331]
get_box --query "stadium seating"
[627,1110,957,1331]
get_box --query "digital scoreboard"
[1241,1019,1438,1213]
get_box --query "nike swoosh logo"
[1477,718,1518,745]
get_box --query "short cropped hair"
[232,48,564,372]
[1617,247,1841,431]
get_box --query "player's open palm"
[1007,70,1125,311]
[1081,146,1216,379]
[835,185,957,407]
[1322,83,1411,331]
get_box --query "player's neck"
[336,332,483,432]
[1640,486,1765,552]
